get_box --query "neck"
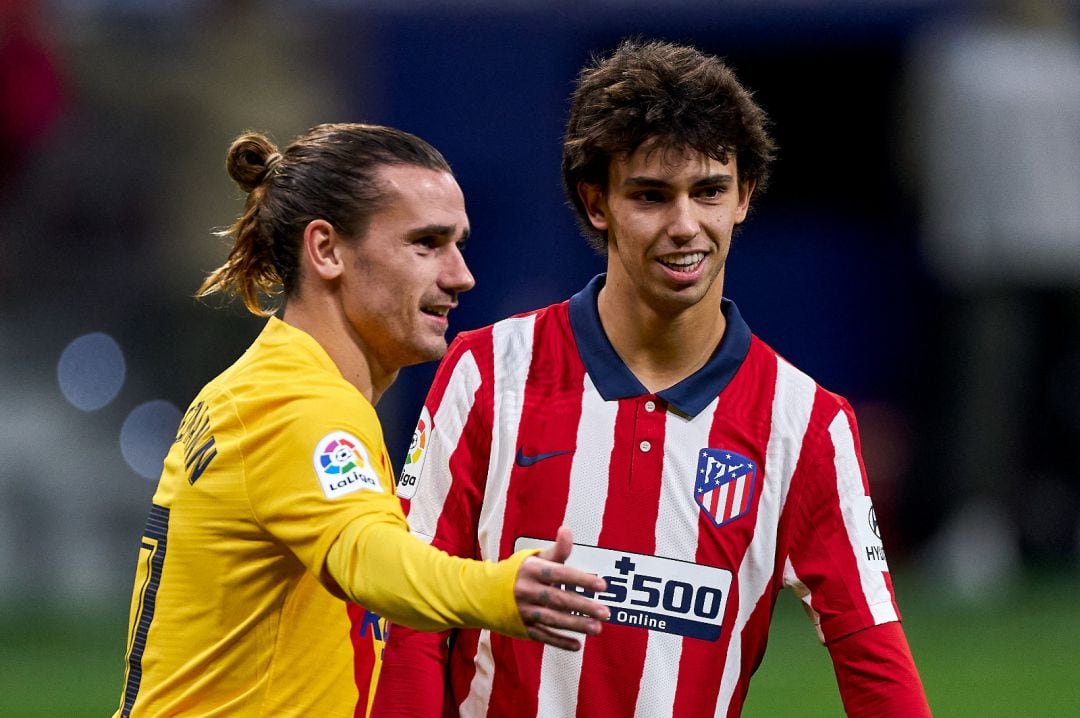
[282,297,396,405]
[597,278,727,394]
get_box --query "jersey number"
[120,504,170,717]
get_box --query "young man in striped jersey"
[375,40,931,717]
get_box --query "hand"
[514,526,609,650]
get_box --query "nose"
[442,244,476,294]
[666,196,700,242]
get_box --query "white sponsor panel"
[856,495,888,568]
[516,537,732,641]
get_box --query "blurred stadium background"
[2,0,1079,714]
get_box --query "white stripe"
[537,373,617,717]
[728,473,745,519]
[632,396,718,717]
[715,359,816,716]
[734,472,750,515]
[408,351,481,544]
[457,630,493,718]
[782,557,825,644]
[828,412,898,624]
[460,315,536,718]
[715,481,732,521]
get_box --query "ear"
[734,179,756,224]
[577,182,610,231]
[302,219,344,281]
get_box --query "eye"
[633,189,666,203]
[696,185,725,200]
[414,236,440,250]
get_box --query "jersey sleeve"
[781,394,902,643]
[239,376,532,638]
[828,622,931,716]
[395,332,492,556]
[375,333,494,716]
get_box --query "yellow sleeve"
[327,521,538,637]
[241,384,539,639]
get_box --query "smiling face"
[580,141,753,321]
[338,164,474,374]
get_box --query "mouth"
[657,251,706,274]
[420,304,453,320]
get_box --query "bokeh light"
[120,400,182,481]
[56,332,127,411]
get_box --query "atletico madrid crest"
[695,449,757,528]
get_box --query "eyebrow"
[406,224,470,242]
[621,173,735,190]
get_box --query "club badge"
[695,449,757,528]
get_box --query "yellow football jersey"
[116,318,527,717]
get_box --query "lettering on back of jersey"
[176,401,218,485]
[396,407,431,499]
[313,431,382,499]
[515,537,732,641]
[695,448,757,528]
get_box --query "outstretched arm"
[327,519,607,642]
[373,527,608,717]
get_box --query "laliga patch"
[396,406,431,499]
[313,431,383,499]
[856,495,888,568]
[695,449,757,528]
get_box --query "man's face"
[581,142,753,316]
[338,164,474,374]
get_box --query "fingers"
[515,528,613,650]
[523,603,604,636]
[526,623,585,651]
[518,559,608,619]
[537,525,573,564]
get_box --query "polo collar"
[568,274,751,418]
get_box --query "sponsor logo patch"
[856,496,888,567]
[396,407,431,499]
[695,449,757,527]
[515,537,732,642]
[313,431,382,499]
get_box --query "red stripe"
[488,306,584,717]
[722,476,738,521]
[673,339,778,717]
[575,396,665,716]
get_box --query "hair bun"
[225,132,280,192]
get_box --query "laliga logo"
[404,418,427,466]
[320,437,364,475]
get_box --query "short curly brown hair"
[562,38,777,252]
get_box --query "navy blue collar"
[568,274,752,418]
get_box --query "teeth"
[659,252,704,268]
[423,307,449,317]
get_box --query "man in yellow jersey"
[116,123,609,717]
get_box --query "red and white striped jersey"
[385,275,901,717]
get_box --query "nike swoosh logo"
[515,448,572,467]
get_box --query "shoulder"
[746,334,853,421]
[216,341,383,449]
[446,300,568,364]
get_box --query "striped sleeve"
[781,391,900,643]
[398,330,493,558]
[376,331,497,717]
